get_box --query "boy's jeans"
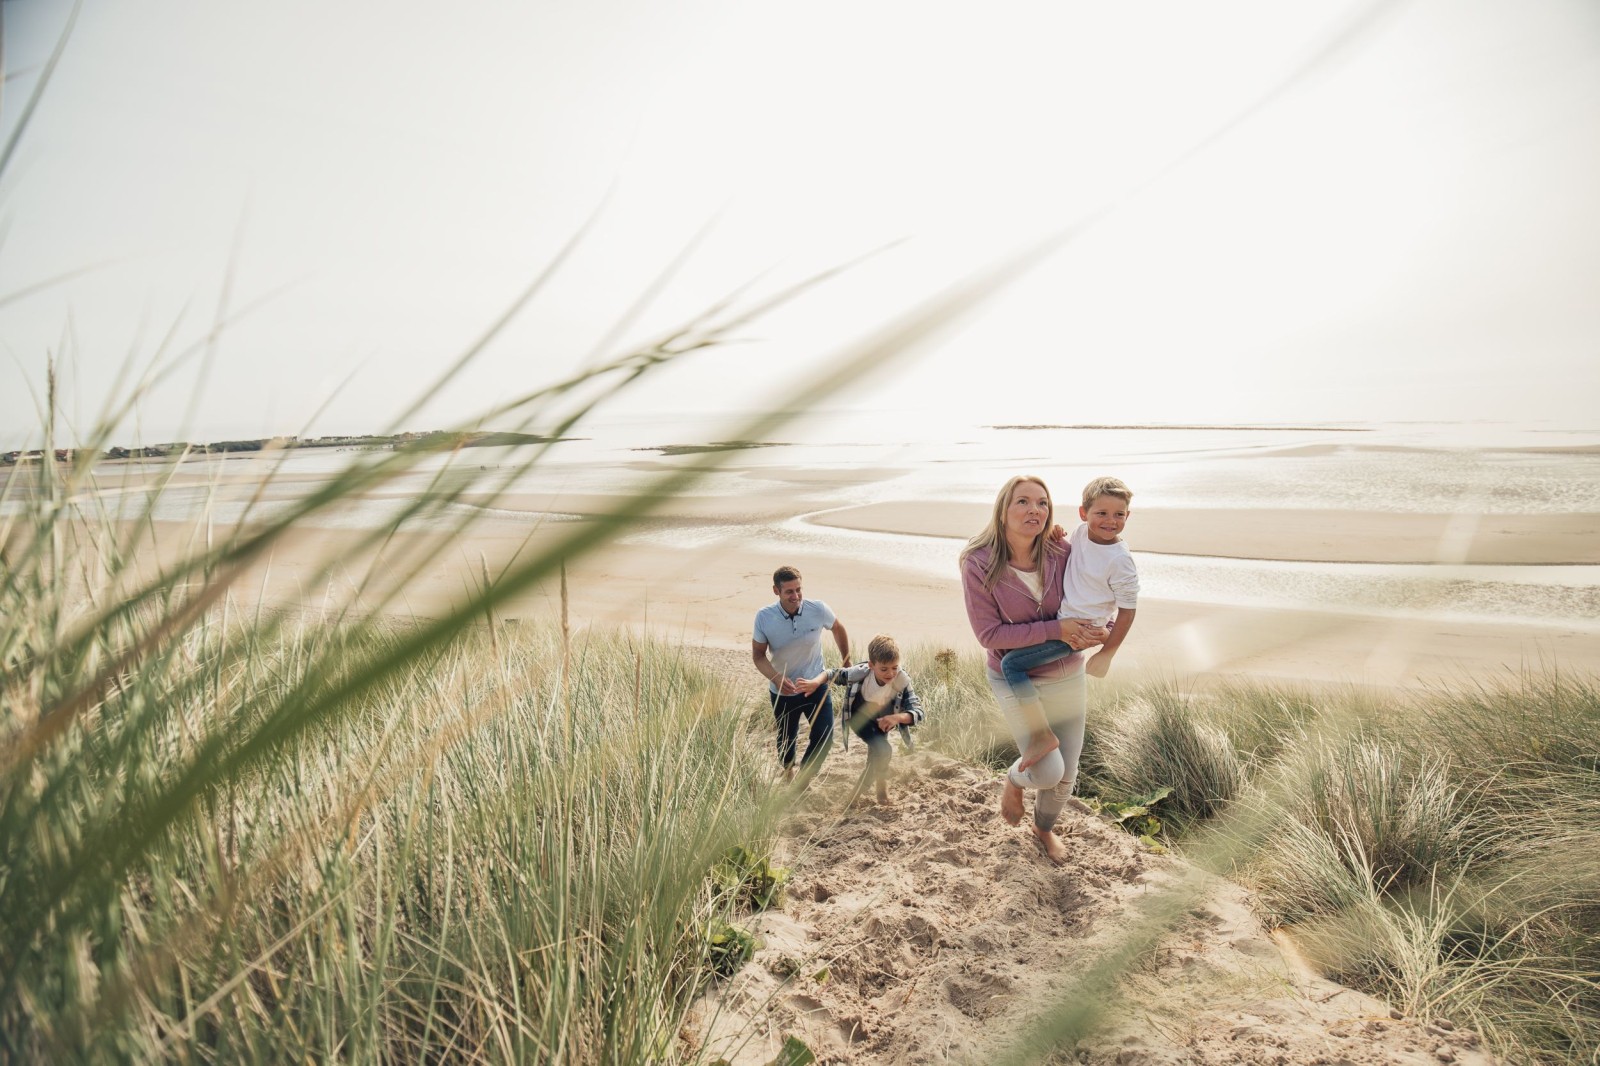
[998,638,1076,701]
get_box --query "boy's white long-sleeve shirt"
[1058,522,1140,627]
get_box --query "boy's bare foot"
[876,782,890,805]
[999,780,1024,825]
[1085,652,1112,679]
[1017,730,1060,773]
[1032,825,1068,863]
[782,766,796,784]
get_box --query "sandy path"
[691,745,1496,1065]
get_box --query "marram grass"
[3,617,781,1064]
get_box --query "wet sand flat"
[808,502,1600,565]
[18,452,1597,690]
[103,514,1599,692]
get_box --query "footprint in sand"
[836,1014,870,1043]
[786,993,827,1015]
[944,971,1015,1019]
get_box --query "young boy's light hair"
[866,634,900,664]
[1081,476,1133,509]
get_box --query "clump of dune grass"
[1218,681,1600,1063]
[1079,687,1246,828]
[1244,735,1474,923]
[907,644,1016,769]
[1408,668,1600,776]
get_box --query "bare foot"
[1032,825,1068,863]
[1084,652,1111,679]
[999,780,1024,826]
[1017,729,1060,772]
[782,766,796,784]
[876,782,890,805]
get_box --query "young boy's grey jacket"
[824,663,926,731]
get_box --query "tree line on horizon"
[0,430,571,465]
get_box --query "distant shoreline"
[987,423,1372,432]
[632,440,790,456]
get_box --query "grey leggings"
[986,667,1087,832]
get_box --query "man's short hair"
[772,565,802,587]
[1081,476,1133,509]
[867,634,900,663]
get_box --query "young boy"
[802,634,924,804]
[1002,476,1140,789]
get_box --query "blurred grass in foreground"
[2,603,780,1062]
[916,642,1600,1064]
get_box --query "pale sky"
[2,0,1597,447]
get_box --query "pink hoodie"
[960,541,1081,678]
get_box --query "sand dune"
[692,745,1496,1065]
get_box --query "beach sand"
[63,460,1594,689]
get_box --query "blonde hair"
[867,634,900,663]
[1081,476,1132,509]
[960,474,1055,591]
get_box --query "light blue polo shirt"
[752,598,836,694]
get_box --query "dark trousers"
[771,688,834,769]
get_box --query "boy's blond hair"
[1081,476,1133,509]
[866,634,900,664]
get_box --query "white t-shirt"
[858,670,909,713]
[1008,565,1044,602]
[1058,522,1139,627]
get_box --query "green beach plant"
[711,844,790,912]
[1079,686,1246,829]
[1252,735,1472,915]
[906,643,1017,769]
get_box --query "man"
[752,565,850,781]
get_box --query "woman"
[960,475,1108,860]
